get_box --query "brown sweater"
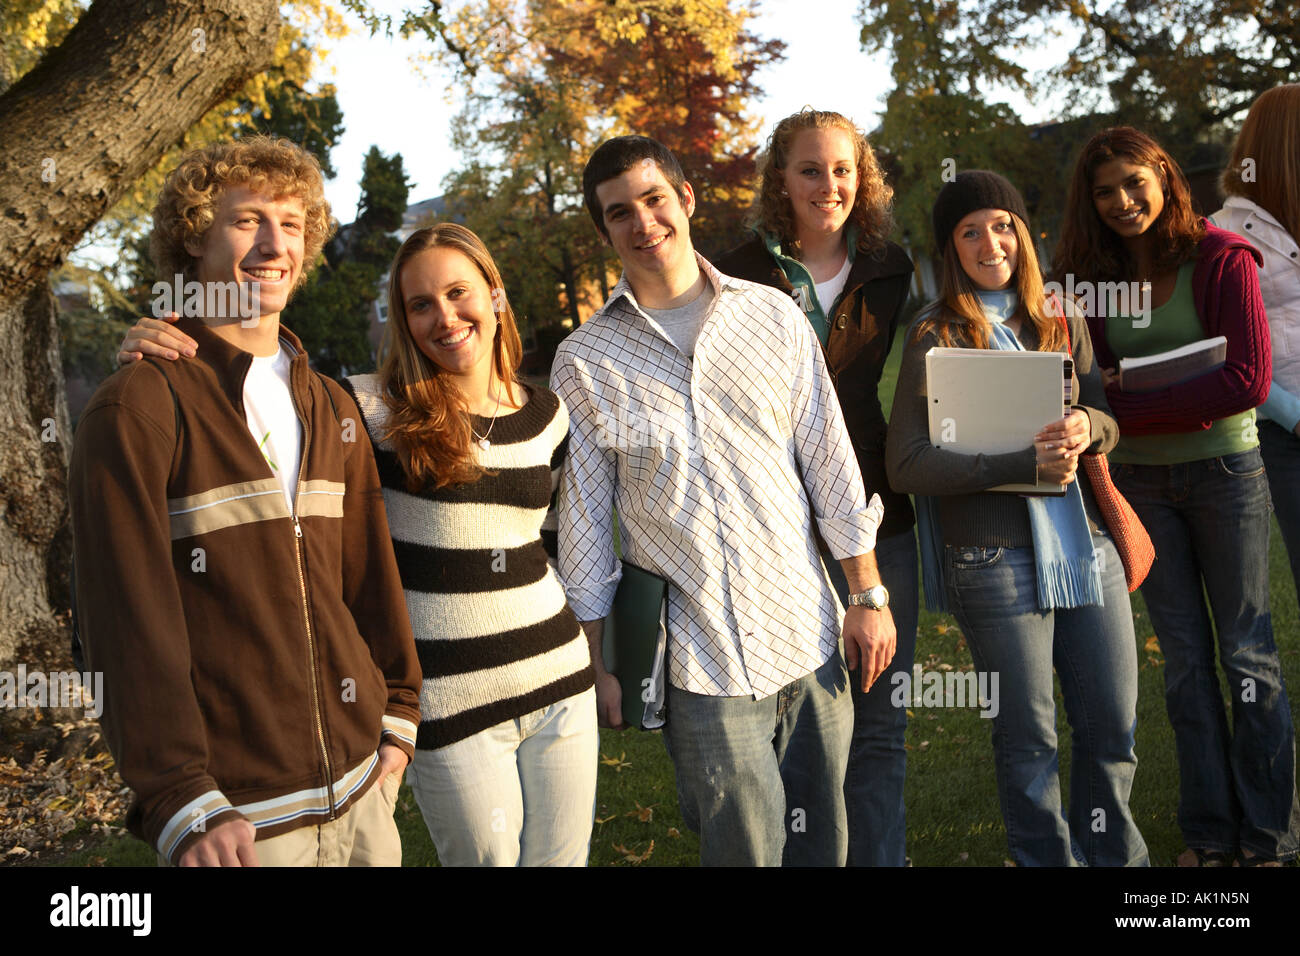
[68,317,421,863]
[885,304,1118,546]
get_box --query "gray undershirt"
[643,278,715,357]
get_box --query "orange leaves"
[626,801,655,822]
[1144,635,1164,667]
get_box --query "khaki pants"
[160,774,402,867]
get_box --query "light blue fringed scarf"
[916,291,1105,612]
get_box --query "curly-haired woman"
[715,109,916,867]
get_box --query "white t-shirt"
[814,253,852,316]
[243,344,302,511]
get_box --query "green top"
[762,224,859,346]
[1108,261,1257,464]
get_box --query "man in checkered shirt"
[552,135,895,866]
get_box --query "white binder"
[925,347,1070,496]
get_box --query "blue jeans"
[1259,420,1300,601]
[406,687,598,866]
[944,534,1148,866]
[662,650,853,866]
[823,530,919,867]
[1113,450,1300,861]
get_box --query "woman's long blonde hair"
[913,213,1066,352]
[379,223,523,491]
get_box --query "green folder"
[602,561,668,730]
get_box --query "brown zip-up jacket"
[714,235,917,539]
[68,317,421,864]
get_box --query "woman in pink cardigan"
[1053,126,1299,867]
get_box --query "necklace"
[470,383,503,451]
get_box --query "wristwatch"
[846,584,890,609]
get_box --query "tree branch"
[0,0,281,292]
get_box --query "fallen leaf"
[666,827,681,839]
[611,841,656,864]
[626,802,655,822]
[599,751,632,772]
[594,814,616,825]
[1144,635,1161,654]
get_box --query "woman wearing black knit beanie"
[886,170,1148,866]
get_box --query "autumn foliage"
[433,1,784,343]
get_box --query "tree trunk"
[560,245,581,329]
[0,0,281,670]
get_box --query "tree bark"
[0,0,281,669]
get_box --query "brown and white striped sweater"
[345,374,594,749]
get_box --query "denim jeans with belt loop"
[944,532,1148,866]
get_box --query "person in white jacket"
[1212,84,1300,603]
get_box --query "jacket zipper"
[293,514,335,819]
[282,354,335,820]
[236,344,336,818]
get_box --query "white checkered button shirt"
[553,255,883,699]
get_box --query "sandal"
[1177,847,1231,867]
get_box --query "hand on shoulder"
[117,312,196,366]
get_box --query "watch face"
[850,585,890,608]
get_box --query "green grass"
[37,333,1300,866]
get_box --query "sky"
[318,0,1062,221]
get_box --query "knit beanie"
[932,171,1029,253]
